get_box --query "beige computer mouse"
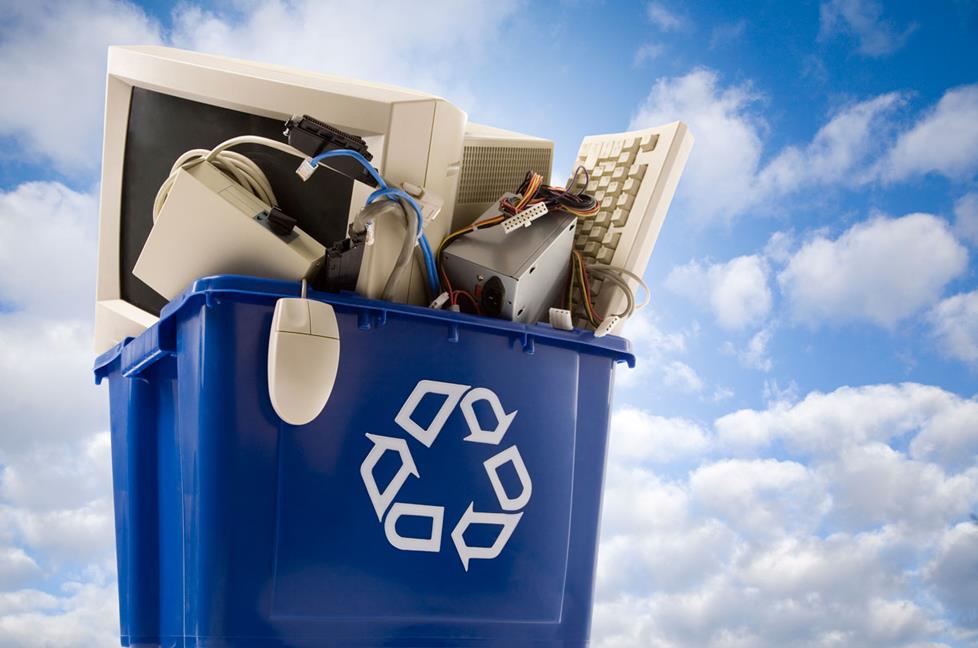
[267,297,340,425]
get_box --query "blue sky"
[0,0,976,646]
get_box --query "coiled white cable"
[152,136,308,223]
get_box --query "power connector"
[502,202,549,233]
[548,307,574,331]
[594,315,622,338]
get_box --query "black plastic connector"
[481,276,505,317]
[311,233,366,293]
[266,206,297,237]
[284,115,379,187]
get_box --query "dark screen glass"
[119,88,354,315]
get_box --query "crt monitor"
[95,46,469,353]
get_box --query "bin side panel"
[108,367,161,645]
[270,310,579,635]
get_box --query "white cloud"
[757,92,903,194]
[0,0,163,173]
[0,581,118,648]
[741,326,774,371]
[953,192,978,246]
[610,408,710,464]
[594,381,977,647]
[0,547,40,590]
[928,289,978,367]
[690,458,828,538]
[925,523,978,629]
[632,42,664,67]
[881,84,978,182]
[709,20,747,49]
[630,72,976,224]
[0,0,522,174]
[714,382,973,462]
[911,395,978,472]
[661,360,704,393]
[0,182,98,318]
[645,2,685,31]
[169,0,521,112]
[616,311,695,391]
[666,255,772,330]
[631,69,765,222]
[819,0,915,57]
[723,325,775,372]
[778,213,968,328]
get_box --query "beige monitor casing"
[95,45,467,353]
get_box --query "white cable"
[152,136,309,223]
[588,267,635,318]
[587,263,650,310]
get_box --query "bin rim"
[94,274,636,379]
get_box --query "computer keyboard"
[565,122,693,330]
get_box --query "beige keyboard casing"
[567,121,693,331]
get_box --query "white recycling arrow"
[460,388,517,445]
[483,445,533,511]
[384,503,445,553]
[395,380,470,447]
[450,503,523,571]
[360,433,419,520]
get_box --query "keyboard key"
[617,193,635,209]
[611,208,629,226]
[597,246,615,264]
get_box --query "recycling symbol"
[359,379,533,571]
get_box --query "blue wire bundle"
[308,150,439,297]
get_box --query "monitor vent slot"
[457,145,553,205]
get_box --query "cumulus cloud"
[0,182,99,318]
[819,0,915,57]
[925,523,978,629]
[756,92,903,194]
[645,2,686,31]
[631,71,978,224]
[880,84,978,181]
[928,289,978,367]
[632,42,664,67]
[666,254,772,330]
[0,581,118,647]
[631,69,765,222]
[169,0,520,108]
[0,0,163,173]
[778,213,967,328]
[953,192,978,246]
[0,0,522,174]
[615,311,701,393]
[661,360,705,393]
[954,192,978,245]
[714,382,973,462]
[610,408,710,464]
[596,381,978,647]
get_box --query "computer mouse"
[267,297,341,425]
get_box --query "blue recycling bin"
[94,275,633,647]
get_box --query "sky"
[0,0,976,646]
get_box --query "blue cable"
[309,150,440,296]
[309,149,385,187]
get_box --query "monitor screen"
[120,88,355,315]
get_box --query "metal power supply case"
[93,275,633,648]
[442,196,577,324]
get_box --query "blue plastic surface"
[94,275,634,648]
